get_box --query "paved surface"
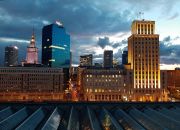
[0,102,180,130]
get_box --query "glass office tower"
[42,21,70,68]
[4,45,18,67]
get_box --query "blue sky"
[0,0,180,69]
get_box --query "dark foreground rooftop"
[0,102,180,130]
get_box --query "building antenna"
[32,25,35,36]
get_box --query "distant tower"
[80,54,93,67]
[122,51,128,65]
[42,21,70,68]
[4,45,18,67]
[104,50,113,68]
[26,29,38,64]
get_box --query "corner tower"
[128,20,161,101]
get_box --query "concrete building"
[122,51,128,65]
[160,70,168,89]
[167,69,180,90]
[104,50,113,68]
[4,46,18,67]
[160,70,169,100]
[80,54,93,67]
[78,67,132,101]
[128,20,162,101]
[167,69,180,100]
[0,67,66,101]
[160,69,180,100]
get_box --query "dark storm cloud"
[160,36,180,64]
[97,37,110,49]
[163,36,171,42]
[0,0,179,66]
[0,0,133,36]
[112,39,127,48]
[0,0,134,65]
[124,0,178,13]
[97,36,127,49]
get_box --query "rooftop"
[0,102,179,130]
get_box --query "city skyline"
[0,0,180,69]
[0,1,179,129]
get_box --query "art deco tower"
[128,20,160,101]
[26,30,38,64]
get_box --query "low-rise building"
[0,67,66,101]
[167,69,180,90]
[78,67,131,101]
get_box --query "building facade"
[4,46,18,67]
[78,67,132,101]
[103,50,113,68]
[26,31,38,64]
[80,54,93,67]
[167,69,180,100]
[128,20,162,101]
[167,69,180,90]
[122,51,128,65]
[160,70,168,90]
[0,67,66,101]
[42,21,70,68]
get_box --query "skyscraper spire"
[30,27,35,47]
[26,28,38,64]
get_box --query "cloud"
[160,36,180,64]
[0,0,179,67]
[160,64,180,70]
[0,0,133,36]
[112,39,127,48]
[97,37,110,49]
[0,37,29,43]
[168,12,179,20]
[163,36,171,42]
[0,0,135,66]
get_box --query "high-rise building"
[26,30,38,64]
[128,20,161,101]
[122,51,128,65]
[104,50,113,68]
[42,21,70,68]
[70,51,72,67]
[4,45,18,67]
[80,54,93,67]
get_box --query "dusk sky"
[0,0,180,69]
